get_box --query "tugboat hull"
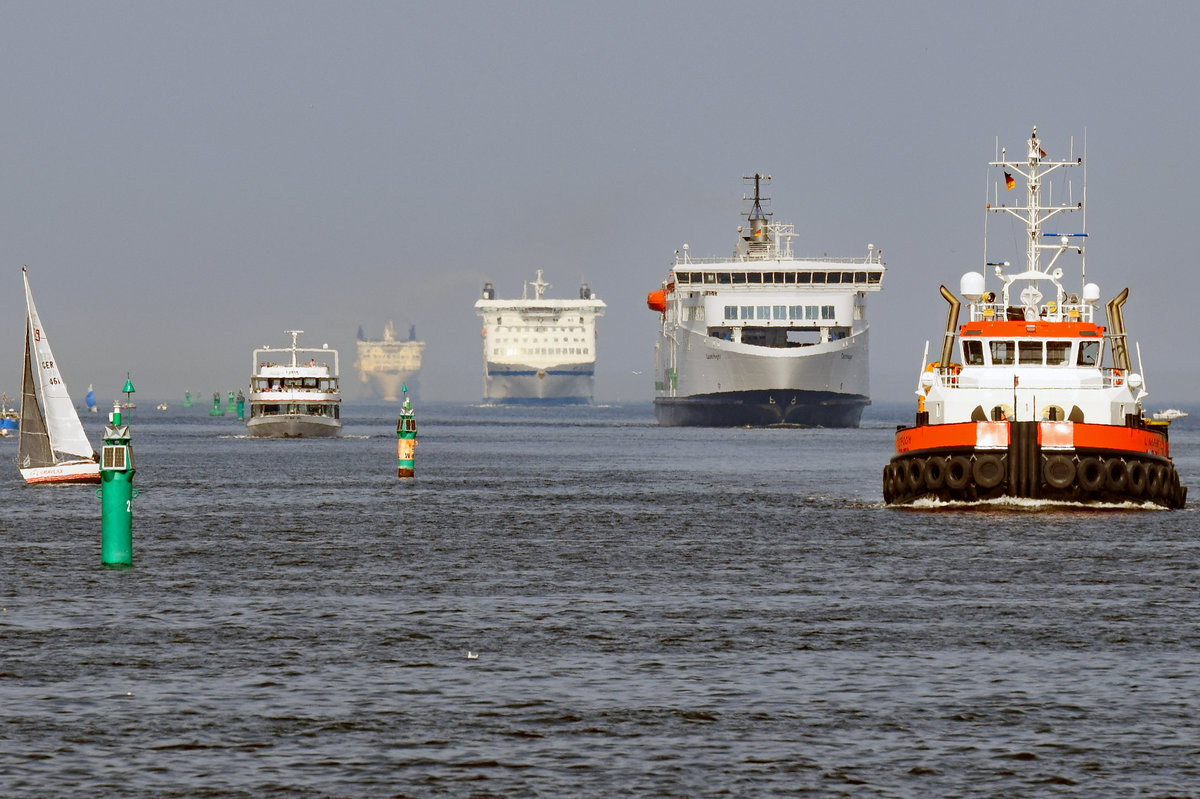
[883,421,1186,508]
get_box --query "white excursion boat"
[474,270,606,404]
[17,266,100,484]
[1151,408,1188,422]
[246,330,342,438]
[884,127,1186,508]
[647,174,885,426]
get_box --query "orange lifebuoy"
[1110,369,1123,386]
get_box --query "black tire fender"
[973,454,1004,489]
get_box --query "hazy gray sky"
[3,1,1198,406]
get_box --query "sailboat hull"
[20,460,101,485]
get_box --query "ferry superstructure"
[355,321,425,402]
[474,270,606,404]
[884,127,1186,508]
[246,330,342,437]
[647,174,885,426]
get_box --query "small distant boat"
[246,330,342,437]
[0,392,17,436]
[85,384,97,413]
[156,403,169,411]
[17,267,100,484]
[1152,408,1188,422]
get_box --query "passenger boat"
[648,174,885,426]
[884,127,1186,508]
[245,330,342,437]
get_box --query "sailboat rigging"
[17,266,100,484]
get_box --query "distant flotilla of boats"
[3,129,1193,507]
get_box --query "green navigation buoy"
[98,401,137,567]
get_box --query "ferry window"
[773,305,787,320]
[1078,340,1100,366]
[773,272,784,283]
[990,340,1016,365]
[963,340,984,365]
[842,272,854,283]
[821,305,835,320]
[785,273,797,283]
[806,305,819,320]
[747,272,762,283]
[867,271,883,283]
[761,272,775,284]
[703,272,716,284]
[1046,341,1071,365]
[740,306,754,319]
[724,305,738,320]
[789,305,804,319]
[731,272,747,284]
[827,273,842,284]
[796,272,812,284]
[854,272,867,283]
[1018,341,1043,365]
[811,272,827,284]
[717,272,732,284]
[676,273,690,284]
[757,306,771,320]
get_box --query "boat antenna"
[285,330,303,367]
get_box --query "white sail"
[22,269,95,460]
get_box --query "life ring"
[973,454,1004,489]
[946,456,972,490]
[1043,455,1076,489]
[924,457,946,490]
[1104,458,1128,492]
[1110,369,1123,387]
[905,458,926,493]
[1077,457,1104,492]
[1126,460,1148,497]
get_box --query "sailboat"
[18,267,100,484]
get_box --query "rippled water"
[3,402,1198,797]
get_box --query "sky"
[2,0,1199,406]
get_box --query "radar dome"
[1082,283,1101,303]
[960,272,985,302]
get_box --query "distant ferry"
[648,174,885,426]
[355,321,425,402]
[246,330,342,437]
[474,270,606,404]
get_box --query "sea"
[2,401,1198,798]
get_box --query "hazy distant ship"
[355,322,425,402]
[474,270,606,404]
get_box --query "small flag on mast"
[1004,172,1015,190]
[1038,147,1047,158]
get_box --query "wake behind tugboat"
[884,127,1186,508]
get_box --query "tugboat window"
[990,340,1016,365]
[796,273,812,284]
[1018,341,1043,365]
[1077,340,1100,366]
[740,306,754,319]
[1046,341,1071,365]
[963,340,984,365]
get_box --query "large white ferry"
[648,174,885,426]
[355,321,425,402]
[884,127,1186,508]
[474,270,606,404]
[246,330,342,437]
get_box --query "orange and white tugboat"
[884,127,1186,508]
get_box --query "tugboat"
[884,127,1186,508]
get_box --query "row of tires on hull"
[883,452,1187,508]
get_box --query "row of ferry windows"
[963,339,1100,367]
[724,305,836,321]
[494,347,589,356]
[676,270,883,286]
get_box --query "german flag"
[1004,172,1015,190]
